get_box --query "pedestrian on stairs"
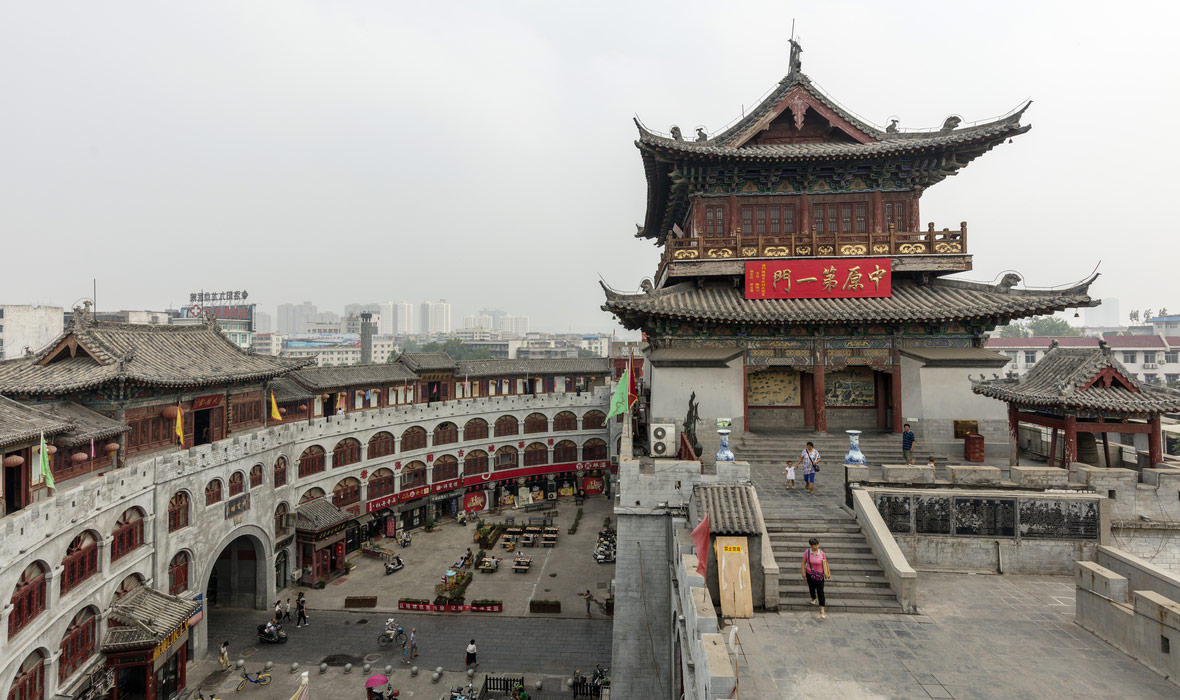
[782,461,796,489]
[794,442,821,495]
[902,423,917,465]
[802,537,831,619]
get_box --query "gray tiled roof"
[31,401,129,447]
[693,484,763,536]
[269,377,316,402]
[296,497,351,531]
[0,396,74,449]
[454,358,611,378]
[647,348,744,366]
[972,347,1180,413]
[603,276,1096,327]
[103,585,199,651]
[290,363,418,392]
[397,352,458,372]
[0,319,308,395]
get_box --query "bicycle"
[376,618,407,648]
[236,668,271,691]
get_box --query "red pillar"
[1008,404,1020,467]
[801,372,814,428]
[742,361,749,434]
[875,372,888,429]
[814,364,827,434]
[890,365,903,434]
[1064,415,1078,466]
[1048,428,1058,468]
[1150,415,1163,467]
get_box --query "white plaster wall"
[0,305,64,359]
[650,359,745,433]
[919,366,1008,421]
[900,356,923,421]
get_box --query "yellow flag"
[175,403,184,447]
[271,391,282,421]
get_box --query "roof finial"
[789,36,803,77]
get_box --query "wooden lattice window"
[8,562,47,639]
[523,413,548,434]
[111,508,145,562]
[168,492,189,532]
[885,201,906,232]
[298,446,326,477]
[274,503,290,537]
[524,442,547,467]
[368,432,395,460]
[61,532,98,595]
[274,456,288,487]
[494,415,518,437]
[333,439,361,468]
[228,471,245,497]
[464,450,489,477]
[9,651,44,700]
[58,608,96,682]
[433,422,458,446]
[553,411,577,431]
[368,469,396,499]
[332,478,361,507]
[250,464,264,488]
[705,204,726,237]
[553,440,578,463]
[583,438,607,461]
[582,411,606,430]
[432,455,459,482]
[494,446,518,471]
[168,552,189,595]
[464,419,488,441]
[400,463,426,490]
[300,488,325,504]
[205,479,223,506]
[401,427,427,451]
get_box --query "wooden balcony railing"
[666,222,967,261]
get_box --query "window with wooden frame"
[582,411,606,430]
[274,503,290,537]
[368,432,395,459]
[553,440,578,463]
[168,492,189,532]
[8,562,47,639]
[552,412,577,431]
[400,463,426,490]
[333,439,361,468]
[583,438,608,461]
[228,472,245,497]
[401,426,427,451]
[168,552,189,595]
[464,419,488,441]
[432,455,459,482]
[463,450,489,477]
[274,456,288,487]
[124,410,171,454]
[230,394,262,427]
[884,201,906,232]
[494,446,518,471]
[110,508,144,562]
[60,532,98,595]
[523,413,548,434]
[368,469,396,499]
[249,464,264,489]
[9,650,44,700]
[494,415,518,437]
[704,204,726,237]
[58,608,96,682]
[205,479,223,505]
[332,478,360,507]
[298,446,326,477]
[523,442,547,467]
[433,422,458,446]
[300,488,325,504]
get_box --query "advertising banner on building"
[463,491,487,513]
[582,476,605,495]
[745,258,891,300]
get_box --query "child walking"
[783,462,796,489]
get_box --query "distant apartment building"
[579,334,611,357]
[481,308,509,330]
[464,313,493,329]
[254,310,273,334]
[500,315,529,336]
[305,319,344,334]
[379,301,414,335]
[345,303,381,316]
[455,327,501,342]
[0,304,64,358]
[419,300,452,335]
[1148,315,1180,336]
[277,301,316,334]
[986,336,1180,385]
[345,313,381,335]
[252,333,286,356]
[281,335,396,366]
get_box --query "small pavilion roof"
[396,352,458,372]
[103,585,199,651]
[289,364,418,392]
[32,401,130,447]
[454,357,611,378]
[0,396,74,450]
[972,345,1180,414]
[296,497,350,532]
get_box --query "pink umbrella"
[365,674,389,688]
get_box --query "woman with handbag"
[794,441,821,495]
[802,537,831,618]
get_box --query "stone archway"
[193,524,273,659]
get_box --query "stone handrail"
[851,488,918,613]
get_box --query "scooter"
[384,555,404,575]
[367,684,400,700]
[443,681,474,699]
[256,623,288,644]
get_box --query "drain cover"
[320,654,364,667]
[241,647,257,658]
[355,619,368,625]
[364,653,383,663]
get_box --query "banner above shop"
[745,258,891,300]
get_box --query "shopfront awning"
[103,586,200,652]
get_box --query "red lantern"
[105,443,120,453]
[298,404,308,411]
[279,407,288,416]
[45,445,57,455]
[2,455,24,468]
[161,406,179,420]
[72,452,89,464]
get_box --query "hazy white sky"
[2,1,1177,331]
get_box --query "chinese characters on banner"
[744,258,892,300]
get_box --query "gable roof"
[693,484,764,536]
[972,346,1180,413]
[289,363,418,392]
[103,585,199,651]
[296,497,350,532]
[0,396,74,450]
[32,401,130,447]
[0,318,308,395]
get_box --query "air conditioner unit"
[649,423,677,457]
[1144,363,1159,369]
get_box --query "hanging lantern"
[45,445,57,455]
[299,404,307,412]
[105,443,120,453]
[72,452,89,464]
[2,455,25,468]
[279,407,288,416]
[161,406,179,420]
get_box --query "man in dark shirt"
[902,423,916,465]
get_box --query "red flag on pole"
[627,351,638,409]
[691,513,710,576]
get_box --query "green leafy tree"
[577,348,601,358]
[996,323,1029,338]
[1026,316,1081,337]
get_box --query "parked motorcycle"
[384,555,405,575]
[256,623,288,644]
[442,681,474,699]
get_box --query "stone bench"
[948,465,1002,486]
[881,465,936,484]
[1010,465,1069,489]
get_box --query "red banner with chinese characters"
[745,259,891,299]
[463,491,487,513]
[582,476,604,495]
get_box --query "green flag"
[606,368,631,419]
[40,432,54,490]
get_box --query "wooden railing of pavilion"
[665,222,967,261]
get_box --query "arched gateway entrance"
[193,526,273,659]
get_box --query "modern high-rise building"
[277,301,317,335]
[384,302,413,335]
[254,310,273,334]
[464,313,493,329]
[344,303,381,317]
[419,300,452,335]
[481,308,509,330]
[500,315,529,336]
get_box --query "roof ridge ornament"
[788,37,803,78]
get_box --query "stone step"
[779,578,892,593]
[778,596,904,613]
[771,553,884,568]
[775,561,889,575]
[767,529,864,539]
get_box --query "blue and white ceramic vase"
[844,429,866,466]
[716,429,735,462]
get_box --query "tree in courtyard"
[1026,316,1081,337]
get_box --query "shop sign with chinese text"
[745,259,891,300]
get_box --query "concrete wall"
[649,358,745,434]
[670,528,738,700]
[1111,526,1180,575]
[851,489,917,612]
[0,304,64,359]
[900,358,1009,458]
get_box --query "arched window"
[368,432,395,460]
[332,477,361,507]
[523,413,548,434]
[582,410,606,430]
[494,446,518,471]
[111,507,145,562]
[168,552,189,595]
[112,573,143,603]
[205,479,223,506]
[58,607,96,682]
[274,456,288,487]
[494,415,519,437]
[8,561,47,639]
[433,422,458,446]
[368,468,396,499]
[298,445,326,477]
[463,450,488,477]
[333,438,362,468]
[524,442,548,467]
[250,463,264,488]
[300,487,325,504]
[60,532,98,595]
[464,418,488,441]
[9,650,45,700]
[553,411,577,431]
[168,492,189,532]
[553,440,578,463]
[400,461,426,490]
[275,503,290,537]
[583,438,608,461]
[401,426,427,451]
[228,471,245,497]
[433,454,458,482]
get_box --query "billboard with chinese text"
[745,259,892,300]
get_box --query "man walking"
[283,598,293,623]
[410,628,418,658]
[902,424,916,465]
[295,594,308,628]
[465,639,479,667]
[794,441,821,495]
[583,590,593,618]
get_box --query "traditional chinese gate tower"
[603,43,1098,454]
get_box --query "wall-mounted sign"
[745,259,892,300]
[224,494,250,519]
[192,394,224,410]
[397,486,430,504]
[432,478,461,493]
[366,495,397,513]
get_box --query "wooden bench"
[524,502,547,513]
[503,516,515,525]
[513,565,531,573]
[528,517,553,527]
[542,537,557,548]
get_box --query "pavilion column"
[1149,415,1163,467]
[801,372,814,428]
[1063,415,1078,466]
[1102,432,1112,468]
[875,372,888,429]
[1048,429,1058,468]
[890,365,903,434]
[814,365,827,434]
[1007,404,1019,467]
